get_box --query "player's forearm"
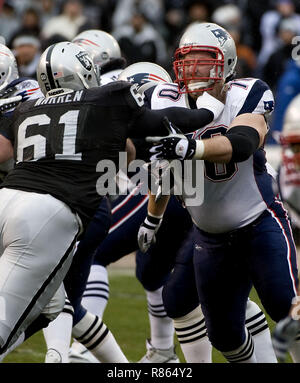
[194,122,262,164]
[0,134,14,163]
[133,107,214,138]
[161,107,214,134]
[147,192,170,218]
[194,136,233,163]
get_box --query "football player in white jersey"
[272,94,300,362]
[139,22,300,362]
[109,62,277,363]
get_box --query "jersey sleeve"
[229,79,275,118]
[144,85,156,108]
[0,115,14,142]
[15,79,43,101]
[124,83,145,110]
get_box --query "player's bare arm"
[194,113,267,163]
[147,113,265,165]
[148,192,170,217]
[0,134,13,163]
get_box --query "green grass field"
[2,267,293,363]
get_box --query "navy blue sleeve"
[237,79,270,116]
[144,86,156,109]
[130,106,214,138]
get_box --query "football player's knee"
[135,264,156,290]
[261,292,292,323]
[41,284,65,321]
[207,324,245,351]
[162,282,198,319]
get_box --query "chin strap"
[187,81,212,92]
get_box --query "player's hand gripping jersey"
[146,78,275,233]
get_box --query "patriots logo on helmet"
[127,73,167,88]
[211,28,228,47]
[75,51,92,71]
[264,100,274,112]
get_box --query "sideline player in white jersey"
[139,22,300,362]
[272,94,300,362]
[276,94,300,244]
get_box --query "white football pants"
[0,188,81,353]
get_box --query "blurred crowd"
[1,0,300,142]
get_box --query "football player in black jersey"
[0,41,219,360]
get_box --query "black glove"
[146,117,196,161]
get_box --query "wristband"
[196,91,224,120]
[193,140,205,159]
[148,212,163,221]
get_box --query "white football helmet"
[0,43,19,92]
[37,42,100,96]
[118,62,172,94]
[173,22,237,94]
[282,94,300,142]
[72,30,121,67]
[280,94,300,171]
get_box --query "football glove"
[146,116,196,161]
[0,94,22,113]
[272,316,300,362]
[137,213,163,253]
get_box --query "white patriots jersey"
[7,77,42,102]
[147,78,275,233]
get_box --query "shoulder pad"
[227,78,274,117]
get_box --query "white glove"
[137,213,163,253]
[272,316,300,362]
[0,95,22,112]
